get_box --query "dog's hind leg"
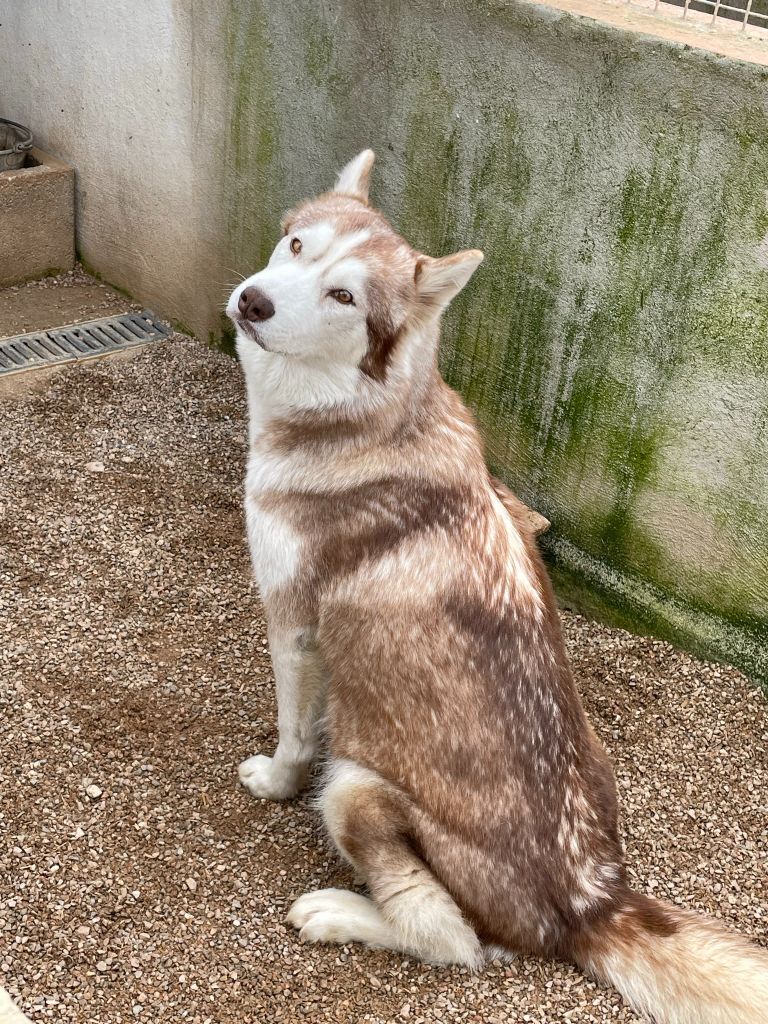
[286,760,481,967]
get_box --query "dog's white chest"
[244,452,302,594]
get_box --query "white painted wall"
[0,0,227,337]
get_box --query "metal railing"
[627,0,768,34]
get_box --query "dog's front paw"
[238,753,302,800]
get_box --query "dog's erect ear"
[334,149,375,202]
[415,249,484,311]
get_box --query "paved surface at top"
[1,334,766,1023]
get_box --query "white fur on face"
[227,223,371,366]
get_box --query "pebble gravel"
[1,334,766,1023]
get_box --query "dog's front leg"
[239,621,326,800]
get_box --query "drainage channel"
[0,310,170,377]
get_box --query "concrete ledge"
[0,147,75,287]
[522,0,768,65]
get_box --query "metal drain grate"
[0,310,170,377]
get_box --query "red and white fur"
[226,150,768,1023]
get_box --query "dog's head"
[227,150,483,385]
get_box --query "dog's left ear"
[334,149,375,202]
[415,249,484,311]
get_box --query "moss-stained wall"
[223,0,768,682]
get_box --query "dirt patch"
[1,335,766,1023]
[0,265,134,340]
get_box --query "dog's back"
[313,376,623,956]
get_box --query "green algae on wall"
[222,0,768,685]
[224,1,282,275]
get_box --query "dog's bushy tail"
[574,890,768,1023]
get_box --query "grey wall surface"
[2,1,766,681]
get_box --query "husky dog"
[227,151,768,1023]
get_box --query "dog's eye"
[330,289,354,305]
[290,237,302,254]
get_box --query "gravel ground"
[1,333,766,1024]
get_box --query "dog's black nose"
[238,286,275,322]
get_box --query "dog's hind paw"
[286,889,391,947]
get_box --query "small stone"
[400,1004,411,1018]
[85,461,105,473]
[85,784,103,800]
[96,961,108,973]
[185,877,197,892]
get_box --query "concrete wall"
[0,1,228,337]
[1,1,766,682]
